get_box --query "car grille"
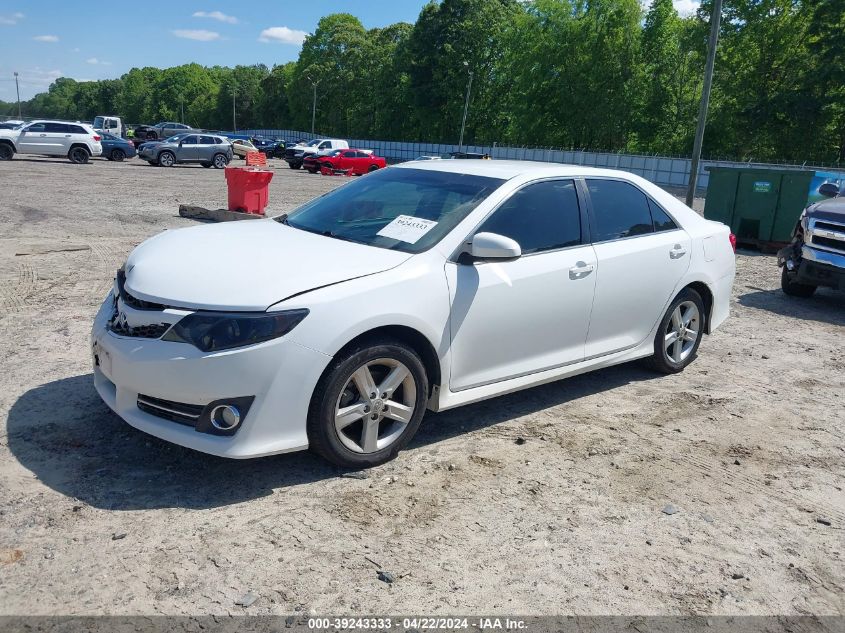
[108,319,171,339]
[810,219,845,254]
[137,394,204,426]
[106,270,172,338]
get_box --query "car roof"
[393,159,641,181]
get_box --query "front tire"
[646,288,705,374]
[307,338,429,468]
[288,162,301,170]
[0,144,14,160]
[158,151,175,167]
[781,266,816,297]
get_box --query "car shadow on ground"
[738,287,845,326]
[7,363,659,511]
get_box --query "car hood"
[124,219,410,311]
[806,198,845,223]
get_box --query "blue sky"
[0,1,430,102]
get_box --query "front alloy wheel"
[308,338,428,467]
[158,151,175,167]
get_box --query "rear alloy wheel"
[646,288,705,374]
[111,149,126,162]
[158,151,175,167]
[308,338,428,467]
[0,144,13,161]
[68,147,89,164]
[213,153,228,169]
[781,266,816,298]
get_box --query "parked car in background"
[99,132,137,161]
[0,120,24,130]
[231,139,258,159]
[414,155,442,161]
[304,148,386,175]
[250,136,278,155]
[138,122,194,141]
[91,161,735,467]
[93,115,124,138]
[0,120,102,163]
[778,192,845,297]
[285,138,349,169]
[138,133,231,168]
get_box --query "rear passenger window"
[648,199,678,232]
[69,125,87,134]
[45,123,69,133]
[477,180,581,254]
[199,136,215,144]
[587,179,654,241]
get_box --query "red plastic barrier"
[225,167,273,215]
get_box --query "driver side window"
[476,180,582,255]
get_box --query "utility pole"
[306,75,319,135]
[686,0,722,207]
[459,63,474,152]
[231,87,237,132]
[178,96,185,124]
[13,72,21,119]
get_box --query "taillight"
[729,233,737,253]
[93,135,101,141]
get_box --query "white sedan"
[91,161,736,467]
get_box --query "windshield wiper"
[275,213,289,225]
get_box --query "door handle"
[670,244,687,259]
[39,134,47,137]
[569,262,595,279]
[65,134,72,138]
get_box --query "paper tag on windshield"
[377,215,438,244]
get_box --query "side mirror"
[818,182,840,198]
[469,232,522,260]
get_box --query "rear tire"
[645,288,705,375]
[212,153,228,169]
[368,164,379,172]
[781,267,816,297]
[158,151,175,167]
[111,149,126,162]
[307,337,429,468]
[68,147,89,164]
[0,143,13,160]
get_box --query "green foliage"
[5,0,843,163]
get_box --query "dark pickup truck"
[778,190,845,297]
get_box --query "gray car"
[138,133,232,168]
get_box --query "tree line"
[2,0,842,164]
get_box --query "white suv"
[0,120,103,164]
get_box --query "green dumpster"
[703,167,820,246]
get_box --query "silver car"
[138,133,232,168]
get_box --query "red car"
[304,148,386,175]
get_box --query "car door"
[583,178,691,358]
[176,135,198,161]
[446,179,597,391]
[336,150,355,171]
[197,135,217,162]
[17,122,49,154]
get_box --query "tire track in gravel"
[677,452,845,526]
[0,260,37,314]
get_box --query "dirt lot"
[0,156,842,617]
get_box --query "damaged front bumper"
[778,242,845,291]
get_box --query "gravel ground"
[0,156,842,616]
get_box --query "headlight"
[162,309,309,352]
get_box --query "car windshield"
[306,139,321,147]
[281,168,503,254]
[165,134,187,143]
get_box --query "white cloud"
[673,0,699,15]
[0,11,24,25]
[71,47,80,52]
[172,29,220,41]
[258,26,307,45]
[33,34,58,42]
[193,10,237,24]
[86,57,111,65]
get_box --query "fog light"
[210,404,241,430]
[786,259,796,271]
